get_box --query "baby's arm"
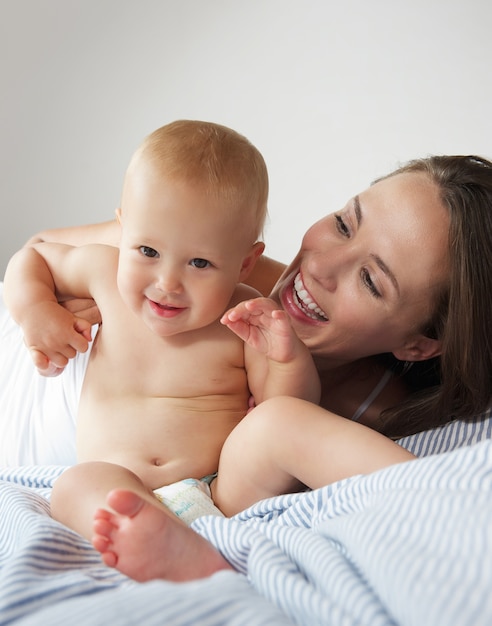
[221,297,321,405]
[4,243,96,375]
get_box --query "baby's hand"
[221,297,300,362]
[21,301,93,377]
[60,296,101,326]
[30,349,67,377]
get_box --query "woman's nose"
[308,251,339,293]
[318,273,337,293]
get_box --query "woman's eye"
[190,258,211,269]
[139,246,159,258]
[361,269,381,298]
[335,214,350,237]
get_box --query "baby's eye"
[190,258,211,269]
[335,214,350,237]
[139,246,159,258]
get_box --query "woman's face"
[270,171,450,366]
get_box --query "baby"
[4,120,319,540]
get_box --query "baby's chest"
[152,341,246,396]
[88,324,247,398]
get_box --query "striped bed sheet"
[1,417,491,625]
[396,407,492,456]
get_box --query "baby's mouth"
[293,273,328,321]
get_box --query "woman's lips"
[281,272,329,323]
[293,273,328,320]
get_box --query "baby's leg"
[92,489,233,582]
[50,461,154,541]
[212,396,416,516]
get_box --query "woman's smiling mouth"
[293,273,328,321]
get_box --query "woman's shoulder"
[245,255,286,296]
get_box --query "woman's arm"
[24,220,121,248]
[23,221,119,324]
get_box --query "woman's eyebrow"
[371,254,400,295]
[356,195,400,296]
[354,195,362,226]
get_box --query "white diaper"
[0,283,94,466]
[154,478,224,525]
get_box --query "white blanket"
[1,441,491,625]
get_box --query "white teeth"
[293,273,328,320]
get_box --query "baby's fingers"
[243,297,285,318]
[270,309,289,321]
[221,305,249,325]
[37,362,66,377]
[29,348,66,377]
[222,298,270,323]
[73,318,93,348]
[29,348,50,370]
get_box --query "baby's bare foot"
[92,489,233,582]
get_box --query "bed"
[1,287,492,625]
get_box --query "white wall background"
[1,0,491,277]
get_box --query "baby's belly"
[76,394,247,489]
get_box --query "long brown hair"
[379,155,492,438]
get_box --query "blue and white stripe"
[397,407,492,456]
[1,422,491,625]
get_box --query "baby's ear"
[238,242,265,282]
[392,334,442,362]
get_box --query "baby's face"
[116,168,257,337]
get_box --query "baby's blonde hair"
[128,120,269,240]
